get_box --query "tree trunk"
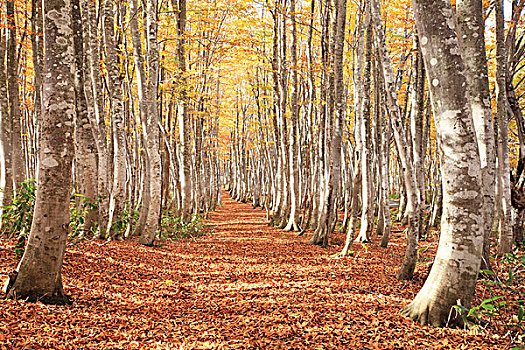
[356,13,373,243]
[7,0,26,192]
[176,0,192,222]
[139,0,162,245]
[103,0,127,239]
[284,0,301,232]
[84,0,110,238]
[129,0,151,237]
[72,0,98,234]
[371,0,420,281]
[401,0,484,326]
[309,0,346,247]
[456,0,497,270]
[4,0,75,304]
[0,28,12,212]
[495,0,513,255]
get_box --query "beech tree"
[3,0,76,304]
[401,0,485,326]
[456,0,496,272]
[495,0,513,255]
[6,0,25,194]
[371,0,421,280]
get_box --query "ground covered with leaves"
[0,193,522,349]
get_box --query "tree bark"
[370,0,420,280]
[103,0,127,239]
[84,0,110,238]
[139,0,162,245]
[401,0,484,326]
[72,0,98,234]
[176,0,192,222]
[495,0,513,255]
[456,0,497,270]
[7,0,26,192]
[0,27,12,211]
[284,0,301,232]
[4,0,76,304]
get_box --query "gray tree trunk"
[4,0,76,304]
[176,0,192,222]
[371,0,420,280]
[72,0,98,234]
[84,0,110,238]
[356,14,373,243]
[401,0,485,326]
[7,0,26,192]
[139,0,162,245]
[495,0,513,255]
[130,0,151,237]
[103,0,127,239]
[284,0,301,232]
[456,0,497,269]
[0,29,12,211]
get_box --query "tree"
[103,0,127,239]
[371,0,421,280]
[456,0,496,271]
[309,0,347,247]
[401,0,485,326]
[6,0,26,194]
[283,0,301,232]
[139,0,162,245]
[3,0,76,304]
[72,0,98,234]
[176,0,193,222]
[495,0,513,255]
[0,19,12,212]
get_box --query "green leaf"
[482,296,504,304]
[481,303,495,310]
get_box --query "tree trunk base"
[400,298,460,328]
[308,226,328,247]
[354,234,370,243]
[396,262,415,281]
[5,283,73,305]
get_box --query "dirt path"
[0,192,508,349]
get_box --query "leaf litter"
[0,193,515,349]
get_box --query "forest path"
[0,192,504,349]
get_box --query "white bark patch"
[467,162,482,177]
[443,7,456,30]
[450,47,460,56]
[456,190,479,200]
[432,79,439,87]
[41,157,59,168]
[47,7,73,37]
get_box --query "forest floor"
[0,192,522,349]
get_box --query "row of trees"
[225,0,525,326]
[0,0,230,302]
